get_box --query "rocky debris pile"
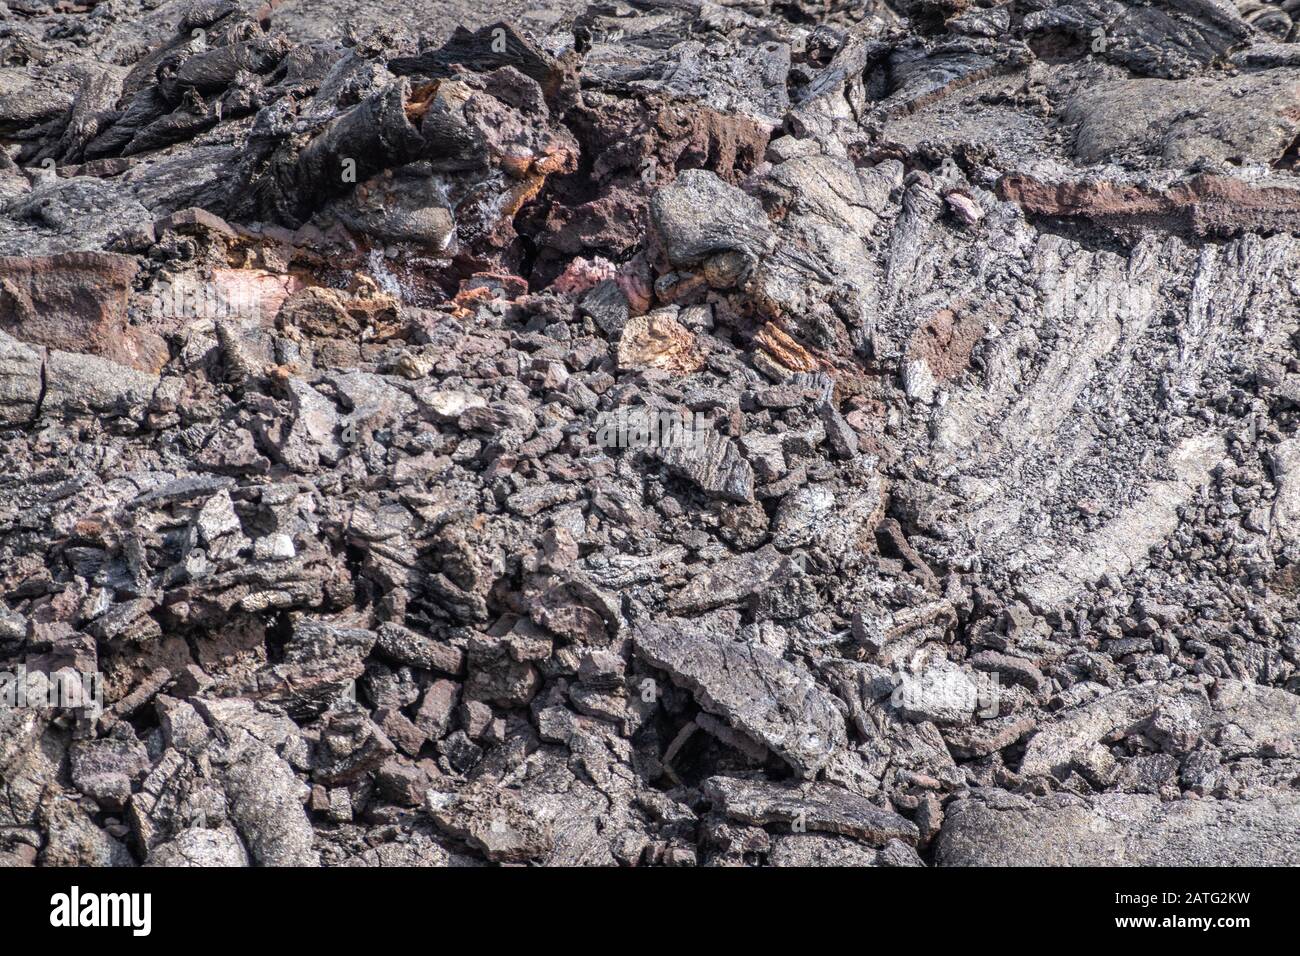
[1,0,1300,867]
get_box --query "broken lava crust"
[1,0,1299,867]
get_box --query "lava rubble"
[1,0,1299,867]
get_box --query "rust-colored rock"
[528,100,770,280]
[997,173,1300,237]
[906,307,990,382]
[754,322,820,377]
[276,279,400,343]
[0,252,166,373]
[617,310,705,374]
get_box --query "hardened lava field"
[1,0,1300,866]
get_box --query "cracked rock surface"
[2,0,1300,867]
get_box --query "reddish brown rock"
[754,322,821,377]
[275,279,398,342]
[906,307,990,383]
[528,100,769,279]
[0,252,166,373]
[997,173,1300,237]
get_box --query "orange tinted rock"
[754,322,820,376]
[276,278,399,342]
[455,273,529,306]
[617,311,705,374]
[277,286,355,338]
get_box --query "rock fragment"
[704,776,919,846]
[634,614,847,777]
[937,791,1300,866]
